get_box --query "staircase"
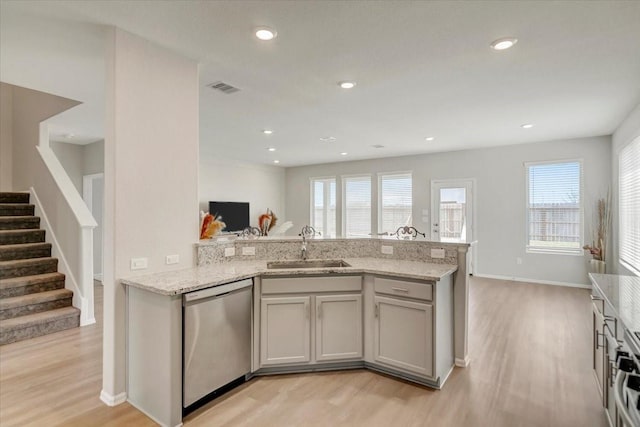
[0,192,80,345]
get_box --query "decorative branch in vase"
[583,191,612,274]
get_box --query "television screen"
[209,201,250,233]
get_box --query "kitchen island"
[122,238,472,427]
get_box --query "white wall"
[83,139,104,175]
[0,82,13,191]
[199,151,286,229]
[102,28,199,409]
[611,102,640,276]
[286,136,611,286]
[50,140,84,192]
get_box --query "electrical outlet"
[166,254,179,265]
[381,245,393,255]
[224,247,236,257]
[242,247,256,256]
[431,248,445,259]
[130,257,148,270]
[517,257,523,265]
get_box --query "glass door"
[431,180,474,243]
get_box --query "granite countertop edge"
[121,258,459,296]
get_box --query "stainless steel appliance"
[183,279,253,408]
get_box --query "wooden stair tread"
[0,272,64,287]
[0,306,80,331]
[0,257,57,267]
[0,242,51,251]
[0,192,30,203]
[0,289,72,310]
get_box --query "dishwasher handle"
[184,279,253,304]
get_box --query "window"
[310,177,336,238]
[343,175,372,237]
[379,172,412,234]
[526,160,582,253]
[619,137,640,274]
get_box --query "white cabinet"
[373,295,433,378]
[260,276,363,367]
[316,294,363,362]
[260,296,311,366]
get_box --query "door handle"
[374,303,379,318]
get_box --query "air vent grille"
[208,81,240,94]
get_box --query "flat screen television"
[209,201,250,233]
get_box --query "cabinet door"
[592,301,606,406]
[374,296,433,378]
[315,294,363,362]
[260,296,311,366]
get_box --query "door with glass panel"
[431,180,474,244]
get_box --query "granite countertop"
[589,273,640,338]
[121,258,458,296]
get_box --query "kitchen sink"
[266,260,351,269]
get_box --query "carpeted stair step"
[0,242,52,261]
[0,229,45,245]
[0,272,65,298]
[0,288,73,320]
[0,216,40,230]
[0,306,80,345]
[0,204,35,216]
[0,192,30,204]
[0,257,58,280]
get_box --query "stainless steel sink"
[266,260,351,269]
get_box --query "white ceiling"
[1,1,639,166]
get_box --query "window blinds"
[343,176,372,237]
[379,173,412,234]
[526,161,582,252]
[619,137,640,273]
[311,178,336,238]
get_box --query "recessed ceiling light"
[521,123,534,129]
[273,160,280,164]
[340,152,348,156]
[65,133,75,139]
[255,27,277,41]
[320,136,337,142]
[425,137,435,141]
[262,129,273,135]
[490,37,518,51]
[339,81,356,89]
[267,147,276,152]
[371,144,385,149]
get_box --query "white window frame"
[342,174,372,238]
[524,159,584,255]
[619,136,640,275]
[309,176,336,237]
[377,171,413,235]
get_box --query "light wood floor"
[0,277,607,426]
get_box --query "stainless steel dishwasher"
[183,278,252,409]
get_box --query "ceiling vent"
[208,81,240,94]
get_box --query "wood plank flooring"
[0,277,607,426]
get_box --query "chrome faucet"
[300,225,318,260]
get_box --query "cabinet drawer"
[374,277,433,301]
[262,276,362,294]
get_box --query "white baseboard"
[455,357,470,368]
[473,273,590,289]
[100,390,127,406]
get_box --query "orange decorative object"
[258,209,277,236]
[200,212,226,239]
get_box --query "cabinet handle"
[590,295,603,301]
[595,331,605,349]
[375,303,379,318]
[391,287,409,293]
